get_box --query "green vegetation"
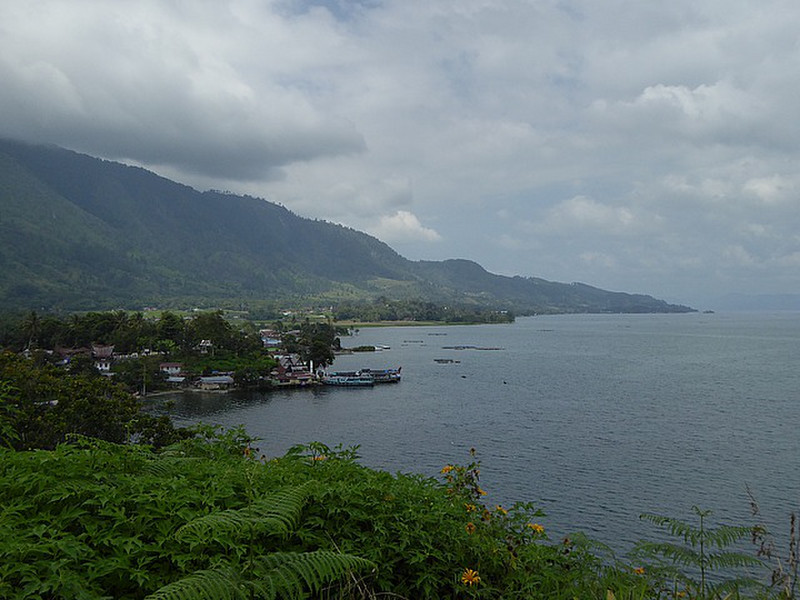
[0,309,277,393]
[0,432,635,599]
[0,347,797,599]
[633,506,766,599]
[2,428,795,599]
[0,351,185,450]
[332,297,515,324]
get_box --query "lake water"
[153,312,800,555]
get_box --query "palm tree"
[21,311,40,351]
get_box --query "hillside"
[0,138,693,313]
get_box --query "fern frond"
[640,513,700,544]
[706,551,764,570]
[252,550,375,599]
[176,482,314,544]
[704,524,756,548]
[709,575,766,597]
[145,565,246,600]
[635,542,702,567]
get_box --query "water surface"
[154,312,800,552]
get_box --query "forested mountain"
[0,138,693,313]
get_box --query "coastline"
[335,319,493,328]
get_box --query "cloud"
[742,175,793,204]
[0,1,366,179]
[369,210,441,243]
[533,196,650,236]
[2,0,800,303]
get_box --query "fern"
[251,551,375,599]
[635,506,764,599]
[145,566,246,600]
[147,482,374,600]
[176,482,315,545]
[146,551,374,600]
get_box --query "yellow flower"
[461,568,480,586]
[481,509,492,521]
[633,567,645,575]
[495,505,508,515]
[464,503,477,512]
[311,455,327,461]
[527,523,545,534]
[441,464,454,474]
[465,522,476,534]
[676,592,686,598]
[477,487,487,496]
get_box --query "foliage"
[281,321,340,368]
[332,297,515,324]
[748,488,800,599]
[0,351,186,449]
[0,309,278,393]
[633,506,765,599]
[2,427,791,600]
[0,433,651,600]
[147,482,374,600]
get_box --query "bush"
[0,434,657,599]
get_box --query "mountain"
[0,138,693,314]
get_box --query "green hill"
[0,138,693,313]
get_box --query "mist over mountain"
[0,138,693,314]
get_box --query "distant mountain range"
[0,138,693,314]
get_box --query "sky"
[1,0,799,308]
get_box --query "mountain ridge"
[0,138,694,314]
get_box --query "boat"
[360,367,401,383]
[321,370,375,386]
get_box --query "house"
[95,357,113,374]
[53,346,91,367]
[198,375,235,390]
[91,344,115,374]
[92,344,114,359]
[159,362,183,376]
[260,329,282,348]
[271,354,313,386]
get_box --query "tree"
[306,339,335,369]
[112,356,166,395]
[157,311,185,347]
[0,351,182,449]
[21,310,40,350]
[188,311,234,351]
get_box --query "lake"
[152,312,800,555]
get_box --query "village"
[7,310,399,394]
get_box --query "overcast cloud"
[2,0,799,307]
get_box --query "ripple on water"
[155,313,800,553]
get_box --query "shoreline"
[335,320,494,328]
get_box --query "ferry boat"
[321,371,375,386]
[360,367,401,383]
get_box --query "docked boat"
[360,367,401,383]
[321,371,374,386]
